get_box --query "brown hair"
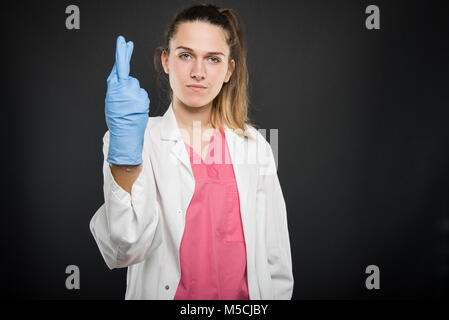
[153,3,257,135]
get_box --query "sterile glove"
[105,35,150,165]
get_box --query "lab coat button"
[165,285,170,290]
[177,209,183,214]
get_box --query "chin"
[181,96,212,108]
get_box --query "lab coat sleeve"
[89,127,162,269]
[257,138,294,299]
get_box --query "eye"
[209,57,221,63]
[179,53,191,60]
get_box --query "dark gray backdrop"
[3,0,448,299]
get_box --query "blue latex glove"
[105,35,150,165]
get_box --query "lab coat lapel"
[160,103,193,178]
[224,124,251,238]
[171,140,193,176]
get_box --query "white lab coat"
[89,102,294,300]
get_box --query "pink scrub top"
[174,127,250,300]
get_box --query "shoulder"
[243,124,278,175]
[238,124,277,175]
[145,114,163,137]
[148,114,163,128]
[244,124,270,148]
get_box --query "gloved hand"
[105,35,150,165]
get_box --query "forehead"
[171,21,229,54]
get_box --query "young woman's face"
[162,21,235,108]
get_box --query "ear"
[224,59,235,83]
[161,50,169,74]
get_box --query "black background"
[3,0,448,299]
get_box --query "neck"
[172,97,213,131]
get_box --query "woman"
[90,3,293,300]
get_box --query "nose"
[190,60,206,80]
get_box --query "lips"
[187,85,207,92]
[187,85,206,88]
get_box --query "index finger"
[115,35,132,81]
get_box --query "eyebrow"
[175,46,225,57]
